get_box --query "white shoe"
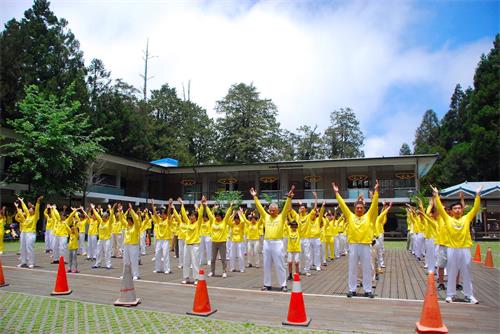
[222,272,227,278]
[153,270,158,273]
[165,270,171,274]
[152,257,156,261]
[465,296,479,304]
[445,296,453,303]
[306,272,311,277]
[133,276,139,280]
[316,266,321,271]
[207,261,211,266]
[194,280,198,285]
[240,269,245,273]
[208,272,213,277]
[177,265,182,269]
[181,280,188,284]
[28,264,34,269]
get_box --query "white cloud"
[1,0,494,157]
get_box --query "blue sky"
[1,0,498,156]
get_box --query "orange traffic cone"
[186,269,217,316]
[472,244,481,263]
[51,256,72,295]
[282,273,311,327]
[484,247,495,268]
[416,272,448,333]
[114,264,141,307]
[0,258,9,287]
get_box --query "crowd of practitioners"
[2,181,482,303]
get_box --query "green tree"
[1,85,107,199]
[0,0,88,124]
[215,83,282,163]
[440,84,469,150]
[323,108,365,158]
[413,109,440,154]
[295,125,326,160]
[399,143,412,155]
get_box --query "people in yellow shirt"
[75,212,87,256]
[111,204,123,258]
[305,201,325,272]
[286,221,301,281]
[333,181,379,298]
[139,209,151,256]
[43,206,55,254]
[206,204,233,278]
[0,207,6,254]
[68,224,80,273]
[228,210,246,273]
[250,185,294,292]
[242,211,261,268]
[51,205,78,264]
[151,199,172,274]
[173,206,186,269]
[173,197,205,284]
[92,203,115,269]
[289,200,315,276]
[323,211,335,263]
[431,184,482,304]
[374,202,392,270]
[84,207,99,261]
[199,205,212,266]
[125,203,142,280]
[14,196,42,268]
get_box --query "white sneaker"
[28,264,34,269]
[445,296,453,303]
[316,266,321,271]
[153,270,158,273]
[222,272,227,278]
[165,270,171,274]
[306,272,311,277]
[207,261,211,266]
[240,269,245,273]
[194,280,198,285]
[151,257,155,261]
[181,280,188,284]
[177,265,182,269]
[465,296,479,304]
[133,276,139,281]
[208,272,213,277]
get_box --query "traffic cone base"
[283,274,311,327]
[187,269,217,317]
[416,322,448,334]
[115,264,141,307]
[52,256,71,295]
[415,273,448,334]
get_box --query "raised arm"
[281,185,295,219]
[33,196,42,221]
[367,180,380,223]
[463,186,483,222]
[91,204,102,224]
[332,182,352,220]
[250,188,267,219]
[431,185,448,221]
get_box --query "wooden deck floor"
[1,246,498,307]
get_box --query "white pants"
[230,241,245,271]
[282,237,288,258]
[199,235,212,265]
[309,238,321,268]
[112,233,122,257]
[78,233,86,254]
[96,238,111,267]
[340,233,348,254]
[425,238,436,273]
[87,235,97,259]
[140,232,146,255]
[120,230,125,251]
[321,242,326,263]
[226,240,232,260]
[263,240,286,287]
[349,243,372,293]
[334,235,341,258]
[20,232,36,266]
[300,238,308,271]
[123,244,140,278]
[45,230,53,251]
[178,239,185,267]
[446,247,474,298]
[300,238,312,273]
[247,239,260,266]
[414,233,425,258]
[53,236,68,263]
[375,237,384,268]
[183,243,200,280]
[155,239,171,273]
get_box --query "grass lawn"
[0,291,335,334]
[384,240,500,265]
[2,240,46,253]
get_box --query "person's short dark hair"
[450,202,463,210]
[289,220,298,227]
[355,201,365,207]
[189,210,199,219]
[214,209,225,217]
[234,214,240,221]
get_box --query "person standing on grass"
[250,185,294,292]
[431,184,483,304]
[332,181,379,298]
[15,196,42,268]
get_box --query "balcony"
[89,184,125,196]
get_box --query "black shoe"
[281,286,288,292]
[287,273,293,281]
[437,283,446,291]
[347,291,357,298]
[364,292,375,298]
[261,286,271,291]
[456,284,463,291]
[248,263,253,268]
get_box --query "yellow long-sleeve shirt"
[68,230,79,250]
[152,214,172,240]
[324,218,335,237]
[254,196,292,240]
[286,225,301,252]
[336,191,379,244]
[125,210,142,245]
[290,209,312,237]
[52,210,77,237]
[174,205,204,245]
[305,206,325,238]
[374,206,390,237]
[0,216,5,252]
[200,217,211,237]
[44,208,55,231]
[94,208,113,240]
[411,210,425,233]
[76,217,87,234]
[88,216,99,236]
[111,216,122,235]
[435,195,480,248]
[241,213,261,241]
[17,201,40,233]
[206,206,232,243]
[229,218,245,243]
